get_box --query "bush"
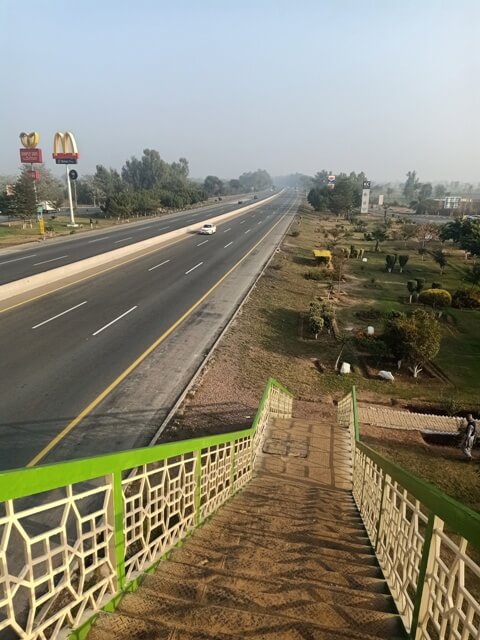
[451,288,480,309]
[418,288,452,309]
[431,282,442,289]
[304,270,324,281]
[290,230,300,237]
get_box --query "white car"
[199,223,217,235]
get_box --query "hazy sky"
[1,0,479,183]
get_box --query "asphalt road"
[0,193,273,285]
[0,191,298,470]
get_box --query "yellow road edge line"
[27,204,295,467]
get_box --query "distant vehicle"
[199,223,216,235]
[253,195,258,200]
[238,200,243,204]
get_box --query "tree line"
[0,149,273,219]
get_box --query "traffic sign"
[69,169,78,181]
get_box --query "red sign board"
[28,170,41,181]
[20,148,43,163]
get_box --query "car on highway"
[199,223,217,235]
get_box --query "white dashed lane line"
[185,262,203,275]
[148,259,170,272]
[88,237,109,244]
[0,254,37,266]
[32,301,88,329]
[240,220,245,224]
[224,242,233,248]
[92,306,138,336]
[114,237,133,244]
[245,229,251,234]
[223,228,231,233]
[197,240,209,246]
[33,255,68,266]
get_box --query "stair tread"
[90,610,405,640]
[116,589,405,638]
[144,558,396,612]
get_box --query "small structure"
[312,249,332,266]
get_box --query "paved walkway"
[89,418,406,639]
[358,405,461,434]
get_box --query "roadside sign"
[38,218,45,235]
[69,169,78,181]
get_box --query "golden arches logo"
[19,132,40,149]
[53,131,79,158]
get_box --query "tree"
[418,288,452,312]
[94,165,123,201]
[384,310,442,377]
[385,254,397,273]
[403,170,420,203]
[14,168,37,218]
[398,255,409,272]
[203,175,224,197]
[415,223,438,250]
[371,226,388,252]
[434,184,447,199]
[418,183,433,201]
[466,264,480,286]
[407,280,417,303]
[307,186,329,211]
[433,249,447,274]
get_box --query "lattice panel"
[352,448,366,508]
[233,436,253,492]
[200,444,233,520]
[337,393,353,429]
[359,455,384,546]
[123,454,196,581]
[418,528,480,639]
[376,479,428,630]
[0,479,116,639]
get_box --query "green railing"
[0,378,293,640]
[338,388,480,640]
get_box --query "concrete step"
[145,558,397,613]
[115,589,406,639]
[90,609,404,640]
[171,538,386,579]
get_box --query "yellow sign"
[53,132,79,158]
[38,218,45,235]
[19,132,40,149]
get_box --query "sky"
[1,0,479,184]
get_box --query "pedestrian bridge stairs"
[88,418,407,640]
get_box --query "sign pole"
[66,165,76,226]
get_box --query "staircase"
[88,418,406,639]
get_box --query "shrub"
[416,278,425,293]
[398,255,409,272]
[418,288,452,309]
[304,270,324,281]
[290,230,300,237]
[451,288,480,309]
[431,282,442,289]
[385,254,397,272]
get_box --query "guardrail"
[0,378,293,640]
[338,388,480,640]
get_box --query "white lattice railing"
[0,378,293,640]
[339,389,480,640]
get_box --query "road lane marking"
[88,237,108,243]
[257,221,262,224]
[33,255,68,266]
[25,201,296,467]
[223,228,231,233]
[135,225,153,230]
[224,242,233,248]
[196,240,209,246]
[0,254,37,266]
[245,229,251,234]
[114,236,133,244]
[32,301,88,329]
[148,259,170,272]
[92,306,138,336]
[158,225,171,230]
[185,262,203,275]
[240,220,245,224]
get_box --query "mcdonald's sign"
[52,131,79,164]
[19,131,43,163]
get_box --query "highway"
[0,191,298,471]
[0,193,272,285]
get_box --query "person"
[461,414,477,460]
